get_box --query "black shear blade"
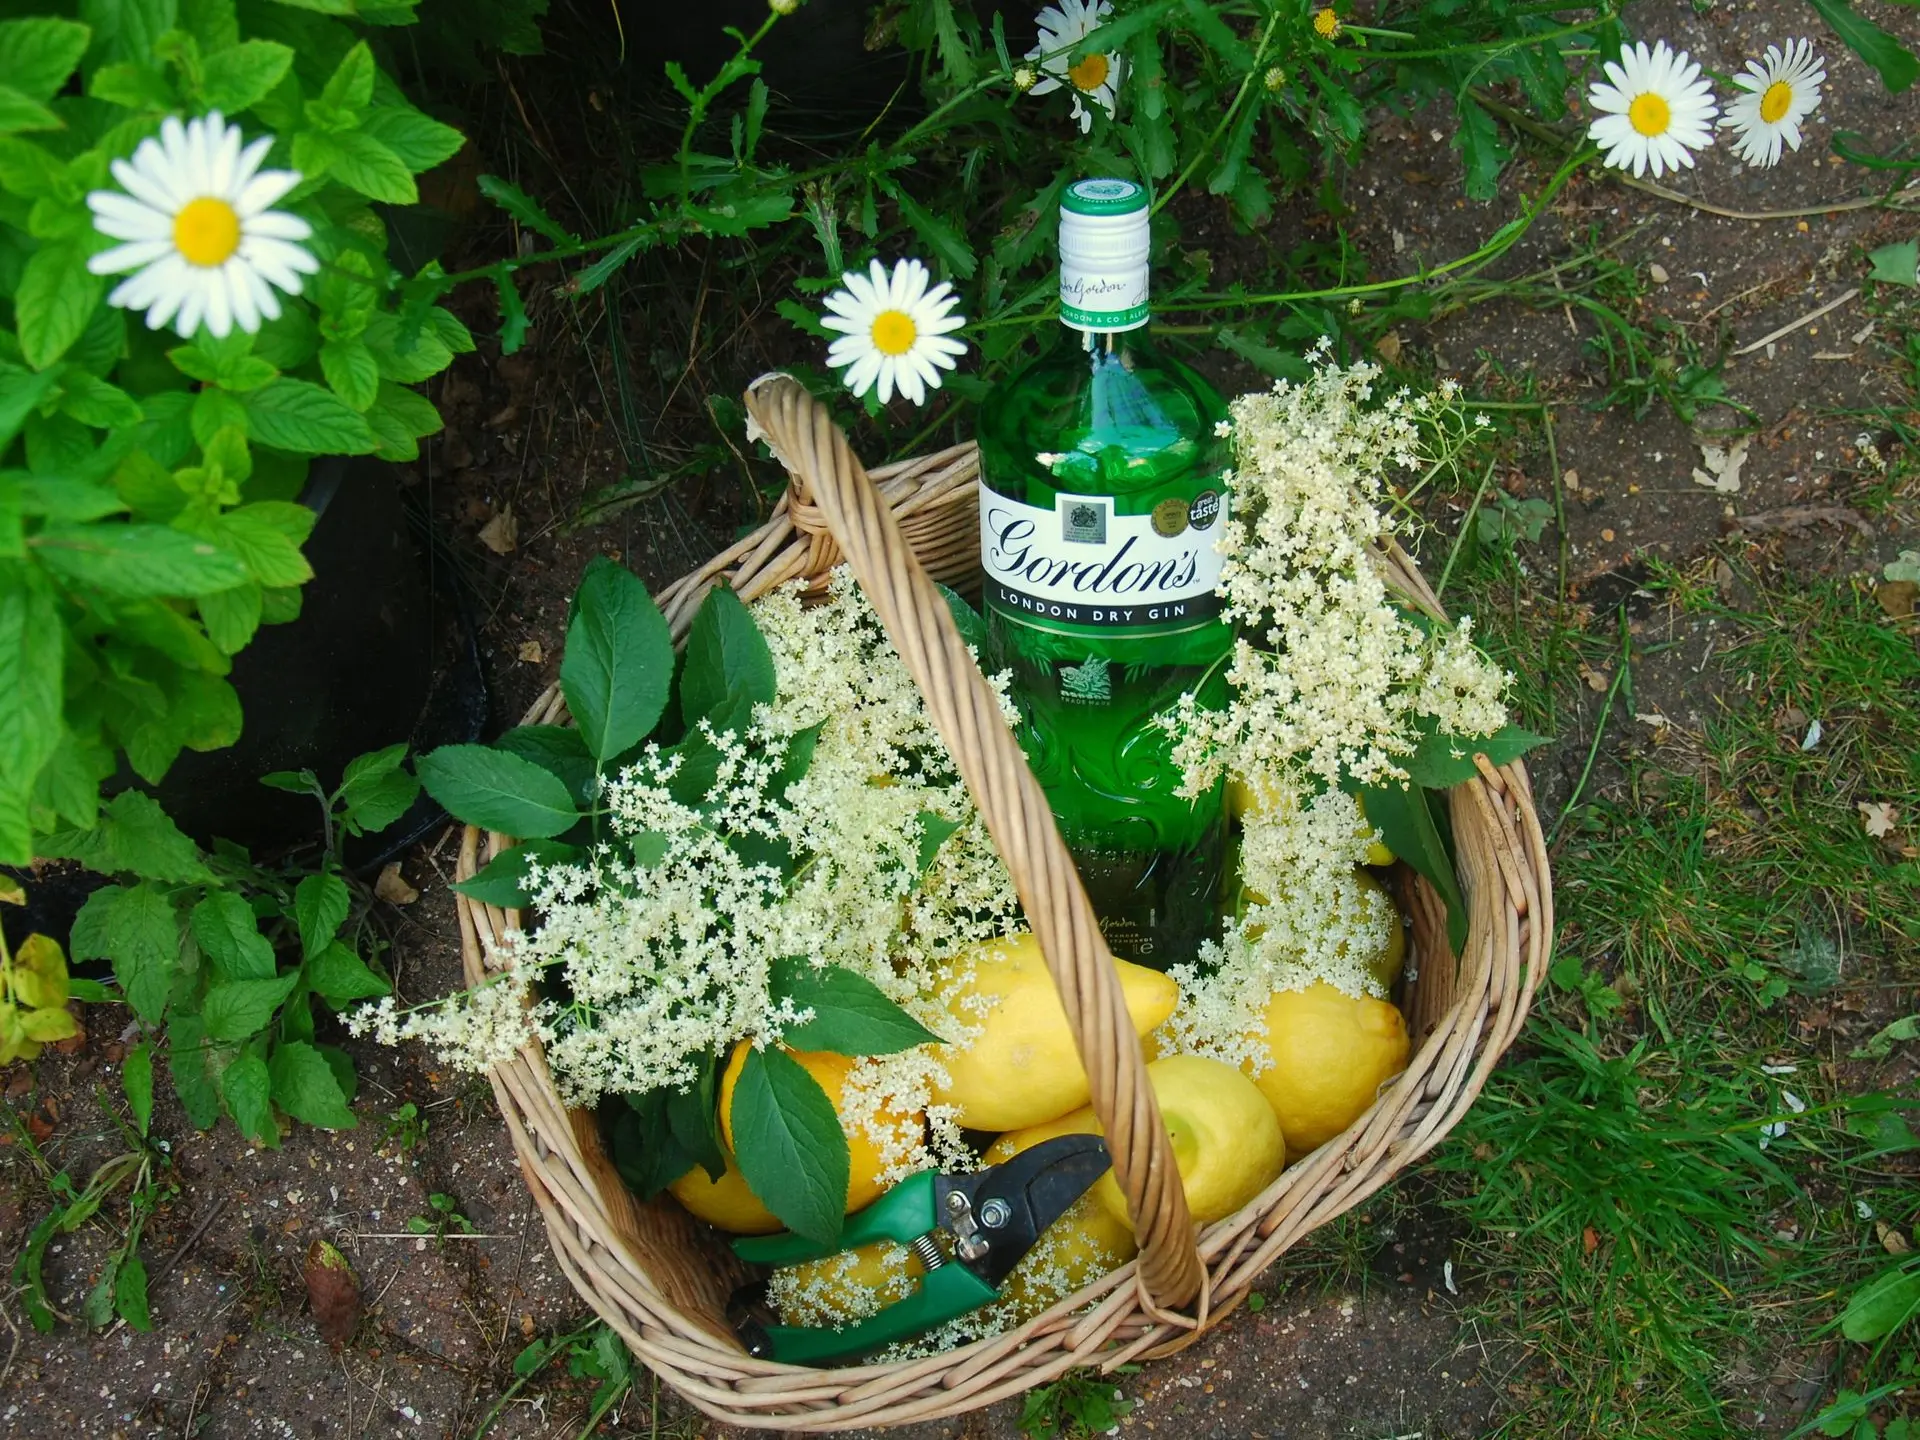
[935,1133,1112,1291]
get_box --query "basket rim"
[440,428,1553,1429]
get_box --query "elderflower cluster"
[1165,346,1511,799]
[360,570,1021,1170]
[1158,350,1511,1059]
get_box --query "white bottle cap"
[1058,177,1149,333]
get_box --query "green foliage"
[57,746,419,1146]
[0,2,475,866]
[406,1190,476,1239]
[1017,1366,1137,1439]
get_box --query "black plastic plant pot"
[153,454,485,865]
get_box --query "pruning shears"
[727,1133,1113,1366]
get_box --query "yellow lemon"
[718,1042,924,1216]
[1230,777,1395,866]
[770,1238,925,1327]
[1243,981,1410,1162]
[927,932,1178,1131]
[983,1116,1140,1319]
[997,1055,1286,1234]
[668,1152,782,1235]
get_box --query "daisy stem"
[1151,3,1288,217]
[1344,25,1419,40]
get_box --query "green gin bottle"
[977,177,1232,969]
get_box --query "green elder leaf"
[1807,0,1917,92]
[730,1046,848,1246]
[361,105,464,174]
[414,744,581,838]
[494,726,596,806]
[451,839,584,907]
[221,1052,278,1146]
[201,974,298,1041]
[269,1040,357,1128]
[305,941,390,1005]
[190,891,277,981]
[561,556,673,764]
[241,378,377,455]
[199,39,293,113]
[0,17,91,102]
[665,1055,727,1183]
[771,957,943,1055]
[477,174,576,245]
[1869,239,1919,287]
[680,584,774,728]
[1356,779,1468,955]
[16,244,105,371]
[294,870,350,960]
[167,1012,221,1130]
[1403,721,1550,790]
[1840,1263,1920,1342]
[32,522,249,597]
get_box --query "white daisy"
[820,258,967,407]
[1586,40,1718,179]
[1025,0,1125,135]
[87,111,319,339]
[1722,39,1826,168]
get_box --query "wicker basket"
[452,376,1552,1430]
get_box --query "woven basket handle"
[743,375,1204,1314]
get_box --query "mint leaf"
[294,871,350,959]
[1869,239,1918,287]
[361,105,464,173]
[167,1013,221,1130]
[338,743,419,833]
[319,338,380,410]
[310,130,416,204]
[201,975,298,1041]
[729,1046,848,1245]
[451,839,584,907]
[15,244,102,371]
[33,522,249,597]
[305,942,390,1005]
[200,39,294,112]
[221,1052,278,1147]
[242,379,378,455]
[772,958,944,1055]
[415,744,581,838]
[269,1040,357,1128]
[681,585,775,728]
[41,791,211,882]
[560,556,673,765]
[190,891,277,981]
[318,40,376,112]
[0,18,91,100]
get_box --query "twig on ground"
[1729,506,1875,539]
[1732,289,1860,357]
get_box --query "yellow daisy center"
[1313,8,1340,37]
[1067,52,1110,92]
[1628,92,1671,138]
[870,309,918,356]
[173,196,241,267]
[1759,80,1793,124]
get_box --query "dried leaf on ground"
[1858,802,1898,839]
[375,863,420,905]
[517,639,544,664]
[477,506,519,555]
[304,1240,361,1349]
[1691,436,1749,494]
[1878,1222,1912,1256]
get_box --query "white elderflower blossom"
[359,568,1021,1144]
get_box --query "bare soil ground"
[5,0,1917,1436]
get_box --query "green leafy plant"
[50,744,418,1147]
[382,1099,426,1150]
[0,873,111,1061]
[1,5,473,865]
[9,1046,173,1333]
[406,1189,475,1239]
[1017,1365,1138,1439]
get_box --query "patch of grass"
[1434,562,1920,1436]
